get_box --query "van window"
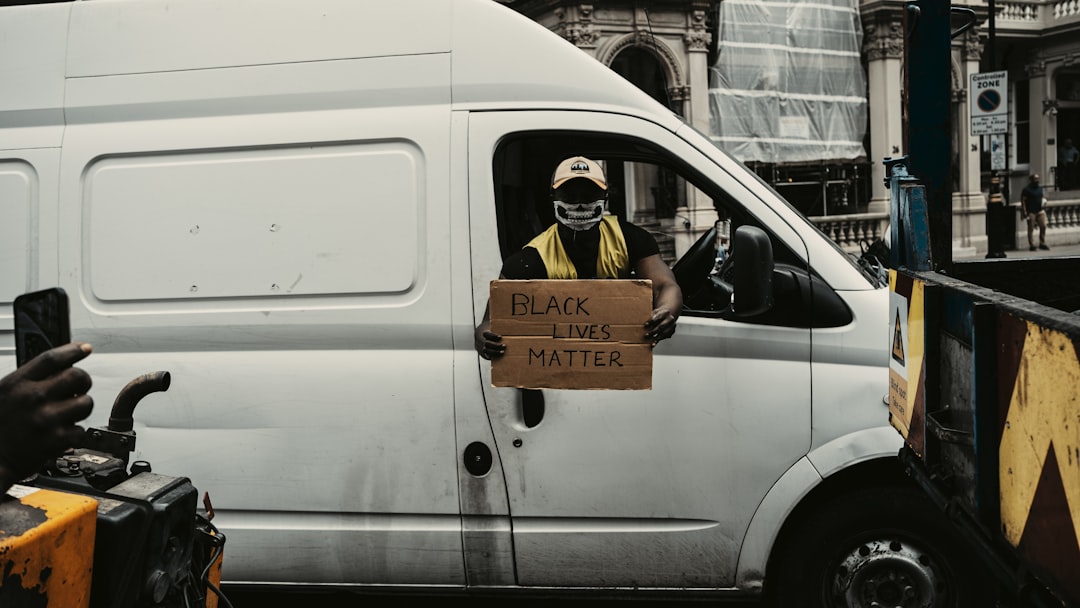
[492,132,851,328]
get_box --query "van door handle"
[521,388,544,428]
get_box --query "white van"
[1,0,986,605]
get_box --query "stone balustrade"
[999,1,1040,21]
[807,199,1080,255]
[1044,198,1080,230]
[994,0,1080,29]
[1052,0,1080,20]
[809,211,890,253]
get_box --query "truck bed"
[890,258,1080,607]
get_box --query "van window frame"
[488,130,854,328]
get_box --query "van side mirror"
[688,224,776,318]
[730,225,774,317]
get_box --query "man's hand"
[474,319,507,361]
[637,254,682,346]
[645,306,678,344]
[0,343,93,491]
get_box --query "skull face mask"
[553,197,606,231]
[551,173,608,231]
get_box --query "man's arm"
[637,254,683,343]
[0,343,93,493]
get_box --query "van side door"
[467,111,812,588]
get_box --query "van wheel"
[766,484,995,608]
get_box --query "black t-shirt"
[500,217,660,279]
[1021,184,1044,213]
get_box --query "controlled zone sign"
[970,70,1008,135]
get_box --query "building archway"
[610,46,673,111]
[607,44,681,239]
[600,32,685,114]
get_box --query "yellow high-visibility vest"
[526,216,629,279]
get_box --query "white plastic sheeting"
[709,0,867,163]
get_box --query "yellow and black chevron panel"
[997,311,1080,603]
[889,269,927,456]
[0,485,97,607]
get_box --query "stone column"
[674,6,718,257]
[952,29,987,256]
[862,7,905,214]
[684,8,712,134]
[1023,61,1049,190]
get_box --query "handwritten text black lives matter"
[508,292,625,368]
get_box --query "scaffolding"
[708,0,867,166]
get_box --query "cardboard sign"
[489,279,653,390]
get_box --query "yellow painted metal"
[0,485,97,607]
[999,321,1080,549]
[206,544,224,608]
[888,270,926,446]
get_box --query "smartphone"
[13,287,71,367]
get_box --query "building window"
[1015,80,1030,166]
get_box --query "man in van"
[474,156,682,360]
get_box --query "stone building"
[503,0,1080,258]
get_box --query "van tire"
[765,483,995,608]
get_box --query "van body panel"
[0,150,60,332]
[211,511,464,586]
[0,4,67,148]
[733,456,822,590]
[808,289,892,452]
[449,110,517,587]
[84,143,421,301]
[63,55,449,125]
[67,0,451,77]
[0,161,36,310]
[50,14,461,584]
[59,55,450,315]
[806,426,902,482]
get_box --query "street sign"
[971,71,1008,135]
[991,134,1006,170]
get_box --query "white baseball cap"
[551,156,607,191]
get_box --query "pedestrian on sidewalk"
[1020,173,1049,251]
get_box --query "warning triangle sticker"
[892,310,906,365]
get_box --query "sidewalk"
[956,242,1080,260]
